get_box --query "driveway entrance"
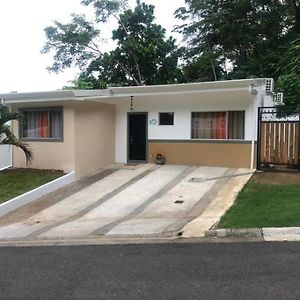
[0,164,253,242]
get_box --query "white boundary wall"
[0,171,76,218]
[0,145,12,170]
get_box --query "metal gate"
[257,107,300,170]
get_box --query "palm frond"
[0,104,23,126]
[0,109,33,165]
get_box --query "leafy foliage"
[276,38,300,107]
[176,0,288,80]
[42,14,101,73]
[0,105,32,164]
[82,0,128,22]
[176,0,300,104]
[43,0,185,87]
[43,0,300,104]
[279,38,300,75]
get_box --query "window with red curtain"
[21,108,63,140]
[38,111,49,138]
[192,111,244,140]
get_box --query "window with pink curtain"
[192,111,244,140]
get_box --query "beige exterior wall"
[74,102,115,178]
[148,141,254,169]
[12,103,76,173]
[12,101,116,178]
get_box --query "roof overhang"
[109,78,265,97]
[0,78,267,105]
[0,89,111,105]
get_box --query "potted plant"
[155,153,166,165]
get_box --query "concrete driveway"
[0,164,253,242]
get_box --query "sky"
[0,0,185,93]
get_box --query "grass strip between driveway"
[218,174,300,228]
[0,168,64,204]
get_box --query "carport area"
[0,164,253,242]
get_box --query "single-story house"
[0,78,275,177]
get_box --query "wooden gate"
[257,107,300,170]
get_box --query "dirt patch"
[253,171,300,185]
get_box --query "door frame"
[127,112,148,163]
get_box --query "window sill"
[20,138,64,143]
[148,139,253,144]
[191,138,245,141]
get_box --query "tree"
[284,0,300,32]
[276,38,300,108]
[42,0,185,87]
[182,50,224,82]
[175,0,291,81]
[0,105,33,164]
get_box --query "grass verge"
[0,168,64,204]
[218,172,300,228]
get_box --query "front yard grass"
[218,171,300,228]
[0,168,64,204]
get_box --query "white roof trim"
[103,87,249,99]
[0,78,268,105]
[3,97,85,105]
[0,89,110,104]
[109,78,266,95]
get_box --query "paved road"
[1,242,300,299]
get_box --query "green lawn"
[218,176,300,228]
[0,169,64,204]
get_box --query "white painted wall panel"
[0,145,12,170]
[115,89,263,163]
[263,95,275,107]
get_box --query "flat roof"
[0,78,268,105]
[0,90,111,104]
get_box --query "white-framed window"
[20,107,63,141]
[191,111,245,140]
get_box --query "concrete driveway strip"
[106,166,228,236]
[39,165,188,238]
[182,168,254,237]
[0,222,45,239]
[0,164,155,240]
[30,164,155,222]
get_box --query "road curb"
[205,228,263,238]
[0,235,266,248]
[205,227,300,241]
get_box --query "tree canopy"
[43,0,300,106]
[175,0,300,105]
[276,38,300,108]
[175,0,297,80]
[43,0,185,88]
